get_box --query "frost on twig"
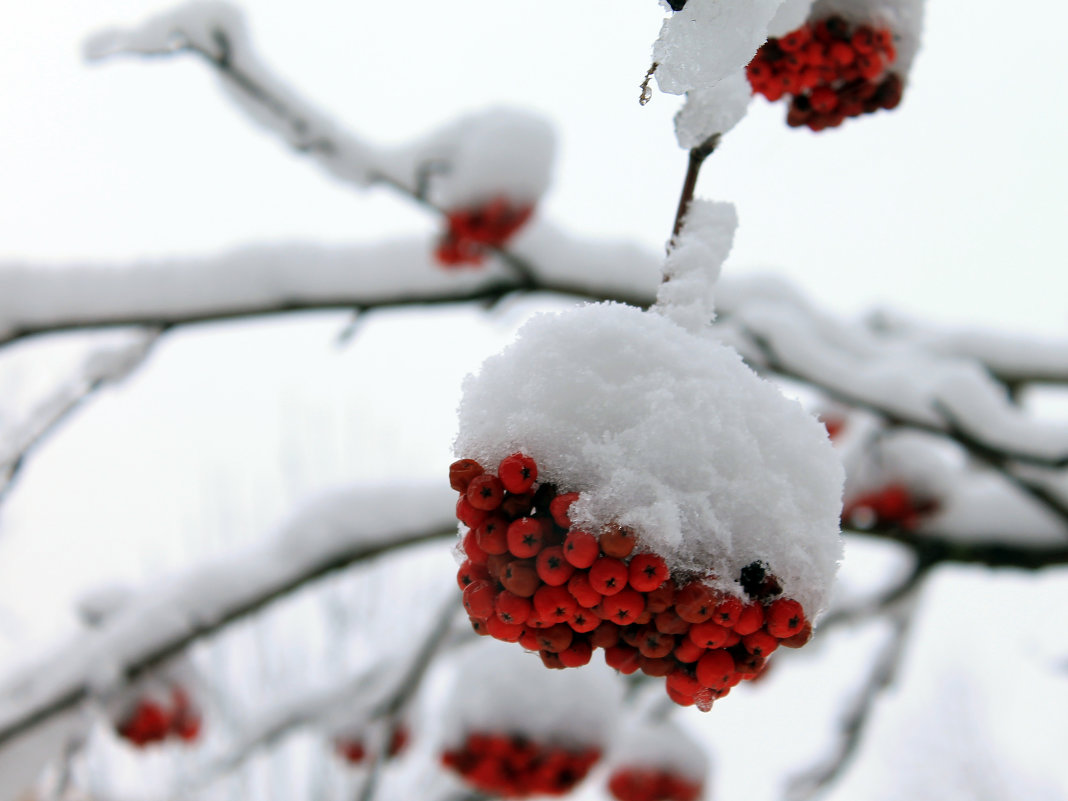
[0,484,456,764]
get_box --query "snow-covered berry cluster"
[435,197,533,267]
[334,726,409,766]
[453,453,813,710]
[608,768,702,801]
[441,732,600,798]
[746,16,902,131]
[116,685,201,748]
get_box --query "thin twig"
[670,134,720,242]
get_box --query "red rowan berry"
[498,453,538,494]
[449,459,484,493]
[566,571,602,608]
[766,598,807,638]
[675,581,716,623]
[486,614,524,642]
[599,524,636,558]
[496,590,532,626]
[519,627,542,651]
[467,474,505,511]
[534,585,578,623]
[500,490,535,518]
[674,637,705,663]
[627,552,669,592]
[742,630,779,657]
[463,580,497,620]
[558,638,593,668]
[604,644,641,674]
[666,684,697,708]
[457,560,490,590]
[563,530,599,568]
[666,667,702,699]
[689,620,730,650]
[645,582,676,614]
[637,628,675,659]
[507,518,545,558]
[602,588,645,626]
[712,596,744,628]
[475,515,510,555]
[654,609,690,635]
[619,625,643,647]
[781,621,813,648]
[696,649,736,690]
[536,546,575,586]
[569,609,601,633]
[501,559,539,598]
[469,616,489,636]
[588,557,629,596]
[462,529,488,564]
[485,552,512,579]
[549,492,580,528]
[722,629,741,648]
[457,497,488,530]
[540,650,565,669]
[535,623,574,653]
[733,648,767,675]
[639,655,675,677]
[733,602,765,635]
[590,621,620,650]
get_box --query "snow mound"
[454,303,844,617]
[440,640,621,748]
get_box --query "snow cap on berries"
[655,200,737,332]
[653,0,785,96]
[809,0,926,74]
[440,640,621,748]
[455,303,843,618]
[610,720,709,785]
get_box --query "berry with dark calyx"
[599,524,636,558]
[567,571,603,608]
[498,453,538,494]
[463,580,497,620]
[627,552,669,592]
[766,598,807,639]
[563,530,599,568]
[534,585,579,623]
[712,596,744,628]
[535,623,574,653]
[467,474,505,511]
[742,630,779,658]
[475,515,510,556]
[636,627,675,659]
[732,647,767,676]
[569,609,601,633]
[602,588,645,626]
[688,620,730,650]
[540,650,566,669]
[501,560,539,597]
[449,459,484,493]
[549,492,580,528]
[457,560,489,590]
[507,517,546,558]
[536,546,576,586]
[469,616,489,636]
[696,649,736,690]
[496,590,533,626]
[588,557,629,596]
[486,615,524,642]
[674,581,717,623]
[781,621,813,648]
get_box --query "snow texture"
[673,69,754,149]
[655,199,737,331]
[809,0,926,75]
[440,640,621,749]
[609,720,708,783]
[0,712,84,801]
[653,0,784,96]
[767,0,816,36]
[454,302,844,617]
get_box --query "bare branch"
[670,134,719,242]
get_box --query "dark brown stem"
[670,134,720,243]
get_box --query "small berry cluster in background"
[116,686,201,747]
[334,726,409,766]
[842,484,938,531]
[746,16,902,131]
[435,197,533,266]
[608,768,702,801]
[441,732,601,797]
[451,454,814,711]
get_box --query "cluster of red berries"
[441,732,601,797]
[608,768,702,801]
[451,454,813,711]
[746,17,902,131]
[334,726,409,766]
[435,197,533,267]
[116,686,201,747]
[842,484,938,531]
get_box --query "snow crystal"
[655,199,737,331]
[454,302,844,617]
[673,69,753,149]
[440,640,621,748]
[653,0,784,96]
[609,720,708,782]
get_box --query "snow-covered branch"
[0,484,456,761]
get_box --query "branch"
[0,329,160,502]
[844,525,1068,570]
[0,485,457,756]
[670,134,719,241]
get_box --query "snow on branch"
[0,484,456,767]
[0,329,159,502]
